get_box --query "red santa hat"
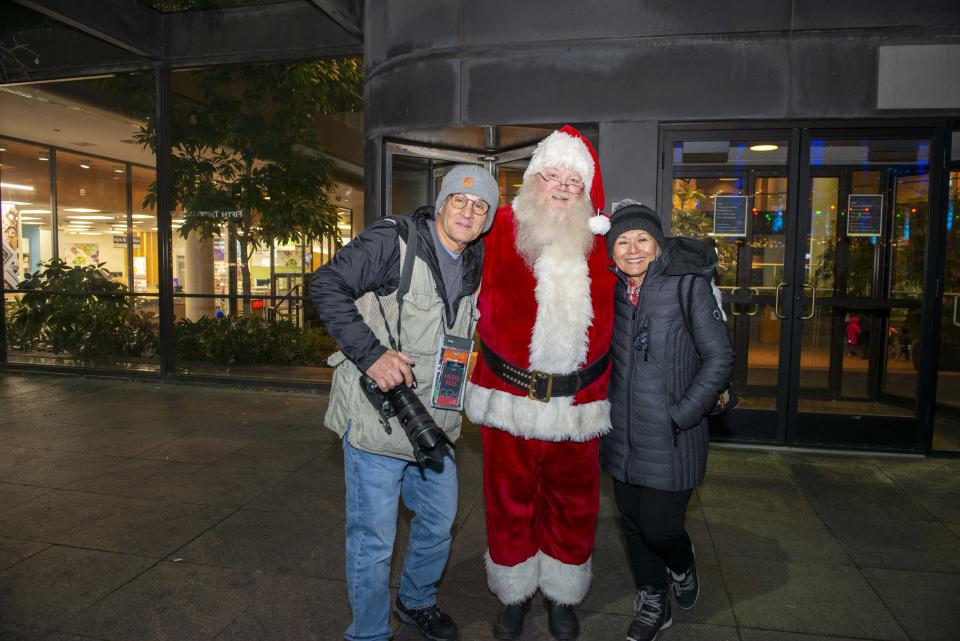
[522,124,611,235]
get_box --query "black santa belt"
[479,340,610,403]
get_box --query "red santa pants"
[480,425,600,606]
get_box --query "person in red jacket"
[465,126,616,640]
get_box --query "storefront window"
[56,151,128,281]
[1,139,54,287]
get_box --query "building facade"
[2,0,959,453]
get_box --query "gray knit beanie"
[606,202,665,259]
[434,164,501,233]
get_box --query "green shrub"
[7,259,159,359]
[174,315,337,366]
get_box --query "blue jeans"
[342,433,458,641]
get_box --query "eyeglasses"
[448,193,490,215]
[537,171,585,194]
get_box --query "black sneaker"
[394,596,458,641]
[626,586,672,641]
[668,553,699,610]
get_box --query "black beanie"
[605,204,665,259]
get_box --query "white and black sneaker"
[626,586,672,641]
[668,550,700,610]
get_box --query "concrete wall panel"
[364,0,461,67]
[460,39,790,128]
[365,58,461,136]
[461,0,790,46]
[792,0,960,30]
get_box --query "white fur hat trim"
[588,214,611,235]
[523,130,595,190]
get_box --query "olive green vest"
[324,235,477,461]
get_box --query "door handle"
[953,295,960,327]
[801,283,816,320]
[775,282,788,319]
[731,286,760,317]
[746,287,760,316]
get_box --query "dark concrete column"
[599,121,660,214]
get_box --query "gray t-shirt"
[429,220,464,322]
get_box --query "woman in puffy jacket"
[600,201,734,641]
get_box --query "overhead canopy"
[2,0,362,84]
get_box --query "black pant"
[613,479,694,590]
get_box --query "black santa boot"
[493,597,533,640]
[542,596,580,640]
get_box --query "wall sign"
[847,194,884,237]
[712,195,749,237]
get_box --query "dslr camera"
[360,374,454,467]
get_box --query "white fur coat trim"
[529,244,592,373]
[484,550,593,606]
[540,551,593,606]
[464,383,611,441]
[485,550,539,605]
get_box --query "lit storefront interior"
[2,65,363,382]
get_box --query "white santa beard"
[513,183,594,268]
[512,183,594,373]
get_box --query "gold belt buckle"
[528,370,553,403]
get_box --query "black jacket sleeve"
[668,275,735,429]
[309,218,401,372]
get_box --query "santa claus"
[465,125,616,641]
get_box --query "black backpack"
[675,268,738,416]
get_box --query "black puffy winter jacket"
[600,237,734,491]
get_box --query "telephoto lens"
[384,385,454,466]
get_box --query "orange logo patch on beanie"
[461,176,475,188]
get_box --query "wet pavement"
[1,371,958,641]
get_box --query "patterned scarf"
[627,280,642,308]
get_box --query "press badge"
[431,334,473,410]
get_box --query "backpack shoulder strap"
[395,215,418,304]
[677,273,704,339]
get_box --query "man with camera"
[310,164,499,641]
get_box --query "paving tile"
[896,482,960,522]
[192,420,333,443]
[63,561,273,641]
[827,517,960,572]
[0,622,110,641]
[707,448,788,478]
[788,464,932,522]
[0,489,232,558]
[740,630,870,641]
[52,406,206,434]
[212,574,350,641]
[872,456,960,486]
[720,557,908,640]
[213,439,327,471]
[0,536,49,572]
[138,435,253,464]
[703,507,851,564]
[171,508,343,578]
[0,446,125,487]
[5,426,180,457]
[697,473,812,514]
[862,567,960,641]
[0,545,154,629]
[68,458,285,507]
[0,483,49,512]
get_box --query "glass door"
[934,145,960,451]
[669,134,792,442]
[791,136,932,448]
[666,128,941,450]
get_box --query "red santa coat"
[465,205,616,440]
